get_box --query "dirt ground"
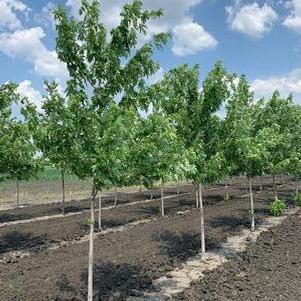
[0,184,193,223]
[174,211,301,301]
[0,176,296,301]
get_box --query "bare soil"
[0,176,296,301]
[174,211,301,301]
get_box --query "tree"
[53,0,169,299]
[223,76,271,231]
[255,92,298,200]
[133,112,192,216]
[154,62,231,257]
[0,83,40,207]
[25,82,76,212]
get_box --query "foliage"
[294,194,301,207]
[268,199,286,217]
[52,0,170,191]
[0,83,40,183]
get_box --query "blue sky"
[0,0,301,106]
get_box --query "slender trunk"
[195,186,199,208]
[296,177,299,196]
[16,179,20,208]
[98,191,102,230]
[61,169,65,214]
[259,175,263,191]
[161,186,164,216]
[249,178,255,232]
[114,186,118,208]
[198,183,205,257]
[150,189,153,201]
[245,183,248,195]
[225,180,229,201]
[88,187,97,301]
[273,174,277,200]
[177,179,180,196]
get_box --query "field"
[0,175,300,301]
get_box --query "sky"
[0,0,301,107]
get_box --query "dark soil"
[174,211,301,301]
[0,184,193,223]
[0,177,296,301]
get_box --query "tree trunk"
[61,169,66,214]
[88,187,97,301]
[150,189,153,201]
[16,179,20,208]
[98,191,102,230]
[177,179,180,196]
[114,186,118,207]
[225,180,229,201]
[198,183,205,257]
[161,186,164,216]
[249,178,255,232]
[273,173,277,200]
[296,177,299,196]
[195,185,199,208]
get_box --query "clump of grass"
[268,199,286,217]
[294,194,301,207]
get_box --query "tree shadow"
[0,230,47,254]
[154,230,220,263]
[54,262,153,301]
[209,215,250,231]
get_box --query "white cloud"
[66,0,217,56]
[34,2,56,29]
[251,68,301,104]
[172,22,217,56]
[0,0,30,31]
[226,2,278,38]
[0,27,67,78]
[17,80,43,110]
[283,0,301,34]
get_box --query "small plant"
[294,194,301,207]
[268,199,286,217]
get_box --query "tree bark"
[98,191,102,230]
[249,178,255,232]
[225,180,229,201]
[161,186,164,216]
[150,189,153,201]
[61,169,66,214]
[114,186,118,207]
[273,173,277,200]
[16,179,20,208]
[195,185,199,208]
[177,179,180,196]
[198,183,205,257]
[88,187,97,301]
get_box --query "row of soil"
[0,174,289,224]
[0,180,296,301]
[174,210,301,301]
[0,184,194,223]
[0,185,245,258]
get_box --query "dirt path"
[174,210,301,301]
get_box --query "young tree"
[255,92,298,200]
[53,0,169,299]
[0,83,40,207]
[223,76,270,231]
[25,82,75,212]
[133,112,192,216]
[154,62,232,257]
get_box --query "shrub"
[268,199,286,217]
[294,194,301,207]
